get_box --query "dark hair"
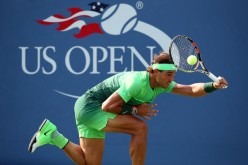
[151,52,173,64]
[147,52,173,72]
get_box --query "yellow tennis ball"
[187,55,197,65]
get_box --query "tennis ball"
[187,55,197,65]
[101,4,137,35]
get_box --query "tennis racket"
[169,35,223,84]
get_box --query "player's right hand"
[213,77,228,88]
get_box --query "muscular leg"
[79,115,147,165]
[63,142,86,165]
[77,115,147,165]
[103,115,148,165]
[80,138,104,165]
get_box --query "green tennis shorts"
[74,93,117,139]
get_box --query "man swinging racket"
[28,52,228,165]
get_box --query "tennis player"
[28,52,228,165]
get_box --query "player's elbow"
[101,102,110,112]
[102,101,123,114]
[101,101,116,112]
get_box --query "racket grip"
[208,72,220,83]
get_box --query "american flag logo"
[37,2,109,38]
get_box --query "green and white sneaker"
[28,119,69,153]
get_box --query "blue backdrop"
[1,0,248,164]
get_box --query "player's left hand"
[136,103,158,120]
[213,77,228,88]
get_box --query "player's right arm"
[101,91,125,114]
[102,74,139,114]
[102,91,158,120]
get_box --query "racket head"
[169,35,202,73]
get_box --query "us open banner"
[1,0,248,164]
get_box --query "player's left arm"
[172,77,228,97]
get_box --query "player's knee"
[133,121,148,136]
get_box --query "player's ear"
[153,69,158,74]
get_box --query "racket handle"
[208,72,219,83]
[208,72,228,88]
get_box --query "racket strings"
[170,37,198,72]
